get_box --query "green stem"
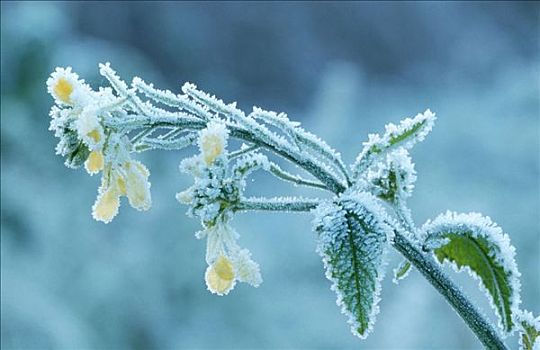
[392,232,508,350]
[236,197,319,212]
[268,163,330,192]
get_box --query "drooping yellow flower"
[205,255,236,295]
[85,151,104,174]
[87,129,102,144]
[201,220,263,295]
[117,176,127,196]
[199,121,228,166]
[92,186,120,223]
[124,161,151,211]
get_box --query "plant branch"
[236,197,320,212]
[392,232,507,350]
[268,163,330,192]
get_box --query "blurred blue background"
[1,1,539,349]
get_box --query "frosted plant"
[46,63,537,350]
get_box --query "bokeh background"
[1,1,539,349]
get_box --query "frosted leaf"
[232,153,269,181]
[313,192,392,339]
[132,76,211,120]
[516,310,540,350]
[392,259,412,284]
[64,139,90,169]
[99,62,145,114]
[353,109,436,177]
[422,211,521,334]
[135,133,198,152]
[99,63,130,97]
[366,148,416,203]
[182,82,245,121]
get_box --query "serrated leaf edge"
[313,192,392,339]
[422,211,522,335]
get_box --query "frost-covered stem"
[229,144,259,159]
[391,232,508,350]
[236,197,319,212]
[228,127,346,193]
[131,127,156,144]
[107,115,346,193]
[268,163,329,191]
[394,201,415,234]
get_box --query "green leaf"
[352,109,435,177]
[64,140,90,169]
[422,212,521,334]
[517,310,540,350]
[313,193,392,339]
[392,259,412,284]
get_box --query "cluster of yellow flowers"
[179,122,262,295]
[47,67,152,223]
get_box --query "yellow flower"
[76,109,104,150]
[124,161,151,211]
[117,176,127,196]
[92,185,120,223]
[205,255,236,295]
[199,122,228,166]
[46,67,82,105]
[201,220,263,295]
[53,78,74,104]
[176,187,194,204]
[87,129,102,144]
[85,151,104,174]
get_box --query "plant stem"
[236,197,319,212]
[392,232,508,350]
